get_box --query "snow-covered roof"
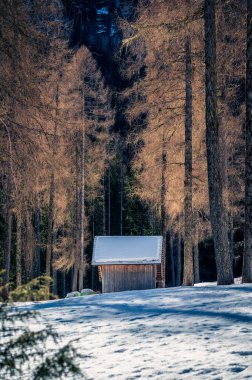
[92,236,163,265]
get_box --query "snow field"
[28,284,252,379]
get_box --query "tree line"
[0,0,251,300]
[120,0,250,286]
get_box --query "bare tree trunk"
[46,85,59,291]
[35,207,41,278]
[219,1,234,266]
[193,220,200,283]
[103,172,106,235]
[61,271,66,298]
[72,264,78,292]
[79,113,85,291]
[160,129,167,287]
[16,209,22,287]
[2,199,13,300]
[183,5,194,285]
[72,144,79,292]
[176,232,182,286]
[46,171,55,286]
[108,168,111,235]
[204,0,233,285]
[52,230,57,295]
[193,245,200,283]
[243,0,252,283]
[170,231,175,287]
[120,162,123,236]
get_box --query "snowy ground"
[27,284,252,380]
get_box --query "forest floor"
[27,282,252,380]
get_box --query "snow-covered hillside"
[29,284,252,380]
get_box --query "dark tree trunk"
[103,172,106,235]
[193,244,200,283]
[35,207,41,278]
[243,0,252,283]
[16,209,22,287]
[79,122,85,291]
[183,17,194,286]
[61,271,66,298]
[108,168,111,235]
[46,85,59,290]
[193,220,200,283]
[72,264,78,292]
[120,162,123,236]
[204,0,233,285]
[46,171,55,284]
[52,230,58,295]
[70,266,74,292]
[170,231,175,287]
[176,232,182,286]
[2,201,13,300]
[160,129,167,287]
[72,142,79,292]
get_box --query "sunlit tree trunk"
[183,2,194,285]
[204,0,233,285]
[243,0,252,283]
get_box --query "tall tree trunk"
[176,232,182,286]
[46,170,55,284]
[52,230,57,295]
[2,199,13,300]
[78,113,85,291]
[170,231,175,287]
[160,129,167,287]
[72,264,78,292]
[72,143,79,292]
[120,162,123,236]
[183,6,194,285]
[16,209,22,287]
[61,271,66,298]
[46,85,59,292]
[219,0,234,266]
[35,207,41,278]
[204,0,233,285]
[243,0,252,283]
[193,220,200,283]
[193,244,200,284]
[103,172,106,235]
[108,168,111,235]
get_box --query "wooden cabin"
[92,236,165,293]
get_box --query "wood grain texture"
[101,264,156,293]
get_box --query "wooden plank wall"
[102,265,156,293]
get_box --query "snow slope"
[28,284,252,380]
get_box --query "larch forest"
[1,0,252,298]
